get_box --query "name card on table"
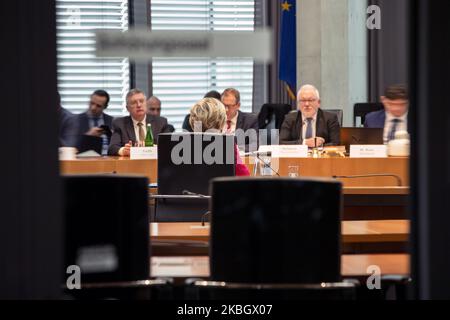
[130,146,158,160]
[350,145,387,158]
[259,145,308,158]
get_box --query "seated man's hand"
[304,137,325,148]
[86,127,103,137]
[119,140,133,156]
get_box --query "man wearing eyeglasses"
[75,90,114,154]
[364,84,409,143]
[280,84,340,147]
[221,88,258,151]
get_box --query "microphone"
[332,174,402,186]
[182,190,210,198]
[241,150,272,157]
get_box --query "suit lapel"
[294,111,303,142]
[236,111,243,130]
[315,109,326,139]
[80,112,89,134]
[125,116,136,142]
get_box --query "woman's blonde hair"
[189,98,226,132]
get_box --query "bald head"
[147,96,161,117]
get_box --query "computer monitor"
[209,177,342,283]
[340,127,384,153]
[155,132,235,222]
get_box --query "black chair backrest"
[324,109,343,126]
[258,103,293,130]
[210,177,342,284]
[353,102,384,126]
[156,132,236,222]
[63,175,149,283]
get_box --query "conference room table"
[60,156,409,187]
[151,254,410,281]
[150,220,410,255]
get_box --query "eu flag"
[279,0,297,100]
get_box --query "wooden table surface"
[60,156,409,187]
[150,220,410,244]
[151,254,410,279]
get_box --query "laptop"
[77,135,103,156]
[340,127,384,153]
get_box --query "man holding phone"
[75,90,114,155]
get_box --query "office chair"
[258,103,293,130]
[187,177,356,299]
[63,175,172,299]
[325,109,344,126]
[153,132,235,222]
[353,102,384,127]
[258,103,293,145]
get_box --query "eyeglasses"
[298,99,318,104]
[223,104,238,109]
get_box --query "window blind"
[56,0,129,116]
[151,0,255,129]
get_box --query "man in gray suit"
[280,85,340,146]
[221,88,258,151]
[108,89,172,156]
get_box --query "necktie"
[388,119,400,141]
[305,118,313,139]
[226,120,232,132]
[93,117,99,127]
[137,122,145,142]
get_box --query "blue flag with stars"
[279,0,297,100]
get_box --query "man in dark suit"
[146,95,175,132]
[280,85,340,146]
[364,84,409,143]
[221,88,258,151]
[75,90,113,154]
[108,89,172,156]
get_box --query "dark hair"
[204,90,222,100]
[385,84,408,100]
[92,89,110,108]
[222,88,240,104]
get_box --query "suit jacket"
[182,114,193,132]
[235,110,259,152]
[76,111,114,136]
[364,110,386,128]
[280,109,340,145]
[59,107,78,147]
[108,115,171,155]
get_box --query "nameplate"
[259,145,308,158]
[130,146,158,160]
[350,145,387,158]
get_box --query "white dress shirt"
[383,112,408,143]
